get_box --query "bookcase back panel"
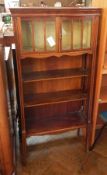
[21,55,83,74]
[25,101,82,120]
[23,78,82,94]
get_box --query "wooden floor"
[16,129,107,175]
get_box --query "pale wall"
[92,0,107,7]
[20,0,78,7]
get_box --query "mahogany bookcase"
[10,7,101,161]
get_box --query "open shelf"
[99,86,107,103]
[23,68,88,83]
[26,111,86,136]
[24,90,87,107]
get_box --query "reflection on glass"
[47,36,55,47]
[83,20,92,48]
[62,20,72,50]
[46,21,56,51]
[21,20,33,51]
[73,20,82,49]
[34,20,44,51]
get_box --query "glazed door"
[21,18,57,53]
[61,17,92,51]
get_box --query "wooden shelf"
[24,90,87,107]
[26,112,86,136]
[23,68,88,83]
[99,86,107,103]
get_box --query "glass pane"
[83,19,92,48]
[46,20,56,51]
[73,20,82,49]
[34,20,44,51]
[62,20,72,50]
[21,20,33,51]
